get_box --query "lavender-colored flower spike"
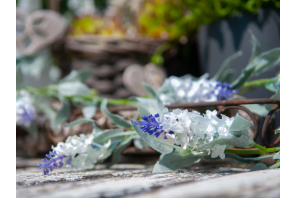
[133,113,167,137]
[17,106,35,125]
[215,82,238,100]
[37,151,66,175]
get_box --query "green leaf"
[131,119,173,154]
[109,135,135,166]
[137,103,151,117]
[51,97,69,129]
[249,31,261,62]
[65,118,94,128]
[100,99,132,129]
[60,70,92,83]
[142,82,158,98]
[16,66,23,90]
[231,48,280,89]
[212,51,243,81]
[82,104,97,119]
[152,150,208,173]
[250,163,268,171]
[240,104,269,117]
[229,114,253,132]
[58,81,91,96]
[93,129,136,145]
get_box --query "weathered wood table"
[16,157,280,198]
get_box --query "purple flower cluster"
[215,82,238,100]
[37,151,67,175]
[133,113,174,139]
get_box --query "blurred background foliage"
[65,0,280,40]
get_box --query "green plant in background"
[138,0,280,41]
[143,0,280,65]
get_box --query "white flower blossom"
[52,133,111,168]
[157,75,237,105]
[211,144,227,159]
[157,108,235,152]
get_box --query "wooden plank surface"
[16,158,280,198]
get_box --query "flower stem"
[225,147,280,155]
[254,143,267,150]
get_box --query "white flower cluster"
[157,108,235,159]
[52,133,111,168]
[157,75,220,105]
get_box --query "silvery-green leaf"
[60,69,92,83]
[142,82,158,98]
[137,103,151,117]
[229,114,253,132]
[241,104,269,117]
[212,51,243,81]
[58,81,90,96]
[49,66,61,82]
[269,162,280,169]
[196,135,255,152]
[131,119,173,154]
[152,151,207,173]
[133,138,149,150]
[51,97,69,129]
[253,48,280,76]
[265,89,280,111]
[65,118,94,128]
[20,55,47,78]
[250,163,268,171]
[133,138,144,150]
[275,129,280,134]
[16,66,23,90]
[232,48,280,89]
[273,151,280,160]
[100,99,132,129]
[249,31,261,62]
[32,96,56,121]
[109,135,135,166]
[92,129,136,145]
[82,104,97,119]
[92,125,102,134]
[132,97,164,115]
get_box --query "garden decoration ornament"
[16,9,67,56]
[123,63,166,96]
